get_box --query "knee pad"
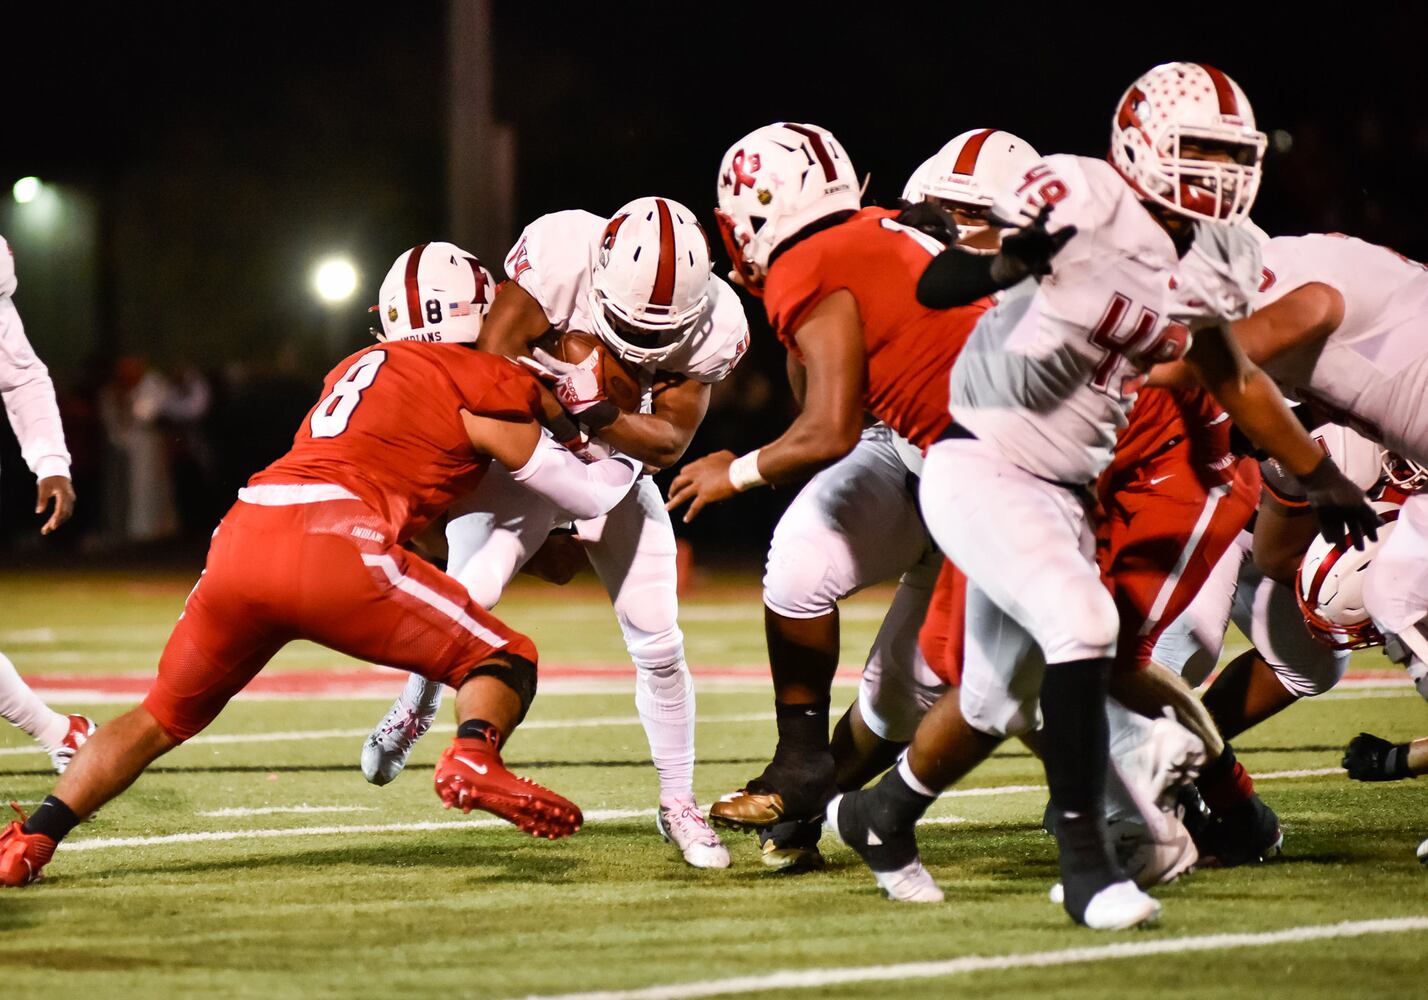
[1266,647,1349,698]
[623,620,684,673]
[762,534,843,619]
[459,652,538,724]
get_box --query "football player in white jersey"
[0,235,94,773]
[706,131,1041,871]
[828,64,1378,929]
[1206,232,1428,694]
[360,198,748,868]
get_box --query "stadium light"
[12,176,42,204]
[313,256,359,304]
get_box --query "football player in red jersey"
[0,243,642,887]
[664,124,997,863]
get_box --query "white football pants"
[762,426,944,740]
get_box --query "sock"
[772,698,832,758]
[837,761,935,871]
[456,718,502,749]
[0,652,69,749]
[1195,742,1256,814]
[1039,657,1122,913]
[22,796,80,843]
[401,673,444,715]
[635,661,696,806]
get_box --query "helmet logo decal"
[726,150,760,195]
[598,213,630,267]
[463,256,490,305]
[756,188,772,205]
[404,242,429,329]
[387,305,399,322]
[784,123,836,182]
[650,198,677,307]
[952,129,996,175]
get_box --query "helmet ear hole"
[748,216,766,233]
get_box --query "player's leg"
[362,462,556,785]
[583,479,726,867]
[0,651,94,773]
[298,531,579,839]
[1364,492,1428,698]
[917,438,1154,928]
[720,430,929,827]
[3,509,288,886]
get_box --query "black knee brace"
[459,653,538,724]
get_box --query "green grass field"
[1,568,1425,998]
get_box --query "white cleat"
[1416,836,1428,866]
[1052,880,1162,930]
[361,697,439,786]
[657,800,731,869]
[873,859,945,904]
[48,715,96,774]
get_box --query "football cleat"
[710,752,837,830]
[361,695,439,786]
[434,738,582,840]
[1416,836,1428,866]
[656,800,730,869]
[757,817,825,873]
[826,792,943,903]
[48,715,96,775]
[1194,792,1283,867]
[1050,879,1162,930]
[0,803,56,888]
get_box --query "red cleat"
[434,738,583,840]
[49,714,96,774]
[1,803,56,887]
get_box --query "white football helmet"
[1110,63,1267,225]
[588,196,712,366]
[1297,501,1401,649]
[1381,449,1428,492]
[715,122,859,296]
[373,242,493,344]
[902,129,1040,249]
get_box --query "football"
[555,331,645,413]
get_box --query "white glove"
[1170,221,1262,324]
[552,349,608,416]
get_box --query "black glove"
[991,204,1077,285]
[1300,455,1380,550]
[1342,732,1412,781]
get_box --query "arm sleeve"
[0,297,71,481]
[508,433,640,520]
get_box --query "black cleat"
[1194,792,1283,867]
[710,751,837,830]
[757,817,825,872]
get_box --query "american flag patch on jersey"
[448,301,474,317]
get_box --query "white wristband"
[728,449,767,492]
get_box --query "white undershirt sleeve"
[508,433,639,520]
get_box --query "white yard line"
[510,916,1428,1000]
[196,805,379,818]
[62,808,657,852]
[0,712,777,758]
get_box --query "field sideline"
[1,569,1425,998]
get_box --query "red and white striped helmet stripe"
[650,198,677,308]
[404,242,428,329]
[783,123,837,182]
[952,128,996,175]
[1199,64,1241,117]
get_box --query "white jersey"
[0,235,71,483]
[948,155,1254,484]
[1255,233,1428,466]
[504,210,750,389]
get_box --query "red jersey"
[762,207,990,450]
[1099,386,1236,498]
[250,343,542,542]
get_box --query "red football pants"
[143,499,536,741]
[1096,457,1261,673]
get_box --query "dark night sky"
[2,2,1426,549]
